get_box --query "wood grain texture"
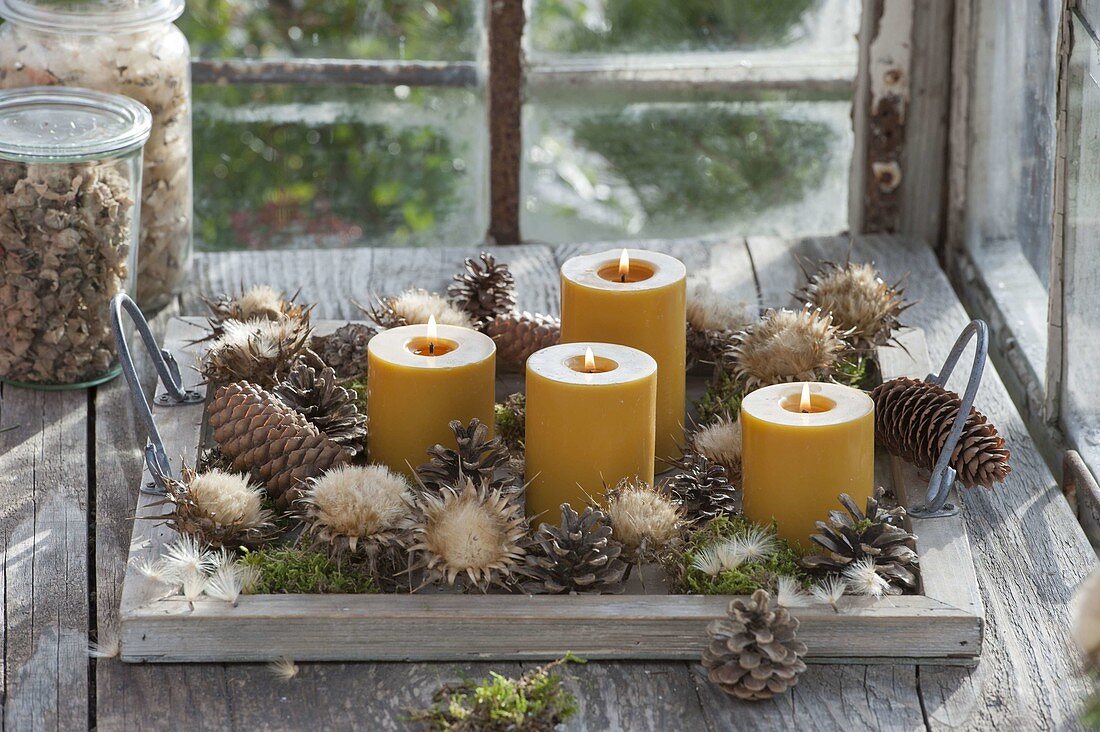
[748,233,1095,730]
[0,386,89,730]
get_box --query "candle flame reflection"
[427,314,437,355]
[618,249,630,282]
[800,382,812,413]
[584,347,596,373]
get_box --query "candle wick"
[619,273,626,283]
[428,341,435,356]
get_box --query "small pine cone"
[415,418,516,494]
[447,252,517,327]
[523,504,627,594]
[801,487,918,591]
[314,323,375,378]
[871,377,1011,489]
[208,381,350,508]
[485,311,561,371]
[275,359,368,454]
[701,589,808,701]
[664,451,741,523]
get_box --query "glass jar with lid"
[0,0,191,311]
[0,86,151,388]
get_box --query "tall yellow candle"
[525,342,657,524]
[367,318,495,477]
[740,382,875,547]
[560,249,686,462]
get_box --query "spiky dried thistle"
[601,478,684,561]
[299,465,414,561]
[796,259,909,350]
[200,316,312,387]
[726,306,848,391]
[361,289,474,330]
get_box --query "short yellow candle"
[525,342,657,524]
[560,248,686,462]
[367,317,495,477]
[740,382,875,547]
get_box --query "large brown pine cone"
[208,381,350,508]
[485,311,561,371]
[701,589,807,701]
[447,252,517,327]
[275,359,367,454]
[415,418,515,494]
[523,504,627,594]
[871,377,1010,489]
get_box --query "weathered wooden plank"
[0,386,89,730]
[765,233,1095,731]
[557,662,711,731]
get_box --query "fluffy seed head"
[301,465,414,554]
[203,554,248,605]
[161,534,215,581]
[691,417,742,479]
[188,469,269,528]
[202,316,311,386]
[603,478,683,558]
[842,557,890,598]
[686,279,755,333]
[797,261,908,350]
[376,289,474,329]
[811,575,847,610]
[1074,570,1100,668]
[408,478,528,591]
[268,657,299,681]
[690,546,725,576]
[776,575,812,608]
[161,466,275,549]
[727,306,848,391]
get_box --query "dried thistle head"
[300,465,414,556]
[407,478,529,592]
[364,289,474,330]
[796,260,909,350]
[686,279,755,333]
[602,478,684,560]
[160,465,275,549]
[726,306,848,391]
[690,416,742,481]
[201,316,312,387]
[202,285,310,337]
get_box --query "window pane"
[962,0,1059,378]
[193,85,486,250]
[181,0,479,60]
[1062,14,1100,463]
[522,90,851,242]
[528,0,859,56]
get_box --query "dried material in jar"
[0,160,134,384]
[0,23,192,309]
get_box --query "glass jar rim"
[0,0,183,33]
[0,86,152,162]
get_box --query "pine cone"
[314,323,375,378]
[208,381,350,508]
[275,360,368,455]
[523,504,627,594]
[701,589,807,701]
[801,487,918,591]
[664,452,741,523]
[871,377,1011,489]
[415,418,515,494]
[447,252,517,327]
[485,311,561,371]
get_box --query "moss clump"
[494,393,525,452]
[834,354,872,389]
[348,375,369,415]
[239,547,376,594]
[694,370,744,425]
[409,655,582,731]
[676,516,808,596]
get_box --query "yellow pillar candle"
[367,317,496,477]
[560,248,687,462]
[740,382,875,547]
[525,342,657,524]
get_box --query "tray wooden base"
[118,320,983,664]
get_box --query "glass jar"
[0,87,151,388]
[0,0,192,311]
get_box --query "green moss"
[348,376,369,415]
[239,547,376,595]
[694,371,744,425]
[409,655,582,731]
[677,516,809,595]
[834,354,871,389]
[494,393,525,452]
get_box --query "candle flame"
[800,382,812,413]
[584,346,596,373]
[618,249,630,282]
[427,314,437,355]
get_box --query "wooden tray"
[118,319,983,665]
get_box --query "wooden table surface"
[0,234,1094,731]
